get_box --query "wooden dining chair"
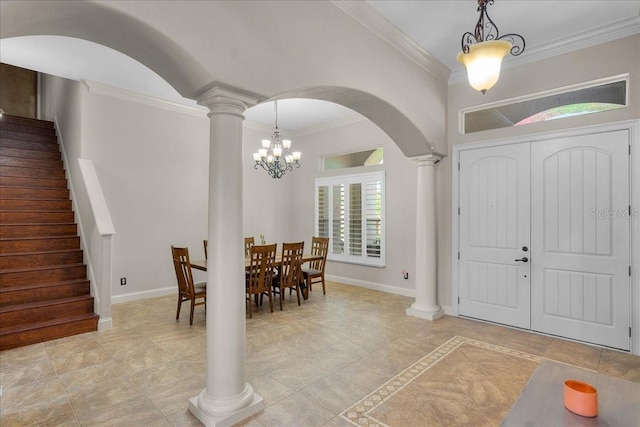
[302,237,329,295]
[203,239,208,259]
[246,243,277,318]
[244,237,255,257]
[171,245,206,325]
[272,241,304,310]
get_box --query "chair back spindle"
[273,241,304,310]
[171,245,206,325]
[246,243,277,317]
[244,237,255,257]
[302,236,329,295]
[309,237,329,271]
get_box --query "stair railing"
[76,158,116,329]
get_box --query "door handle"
[515,257,528,263]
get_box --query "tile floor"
[1,281,639,426]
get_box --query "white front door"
[531,130,631,350]
[459,143,531,329]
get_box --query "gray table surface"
[502,360,640,426]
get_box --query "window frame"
[315,171,385,267]
[321,147,384,171]
[459,74,628,134]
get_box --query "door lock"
[515,257,528,263]
[522,246,528,252]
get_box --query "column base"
[406,304,444,321]
[188,393,264,427]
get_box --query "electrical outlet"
[402,270,409,280]
[120,277,127,286]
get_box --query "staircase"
[0,114,99,351]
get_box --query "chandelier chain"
[461,0,525,56]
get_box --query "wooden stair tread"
[0,223,75,227]
[0,249,82,258]
[0,227,75,234]
[0,184,67,190]
[0,139,60,152]
[0,177,67,187]
[0,115,55,129]
[0,278,90,292]
[0,312,98,335]
[0,294,93,313]
[1,207,72,213]
[1,185,69,191]
[0,209,72,212]
[0,262,84,275]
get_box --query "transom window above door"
[461,75,627,134]
[322,148,383,171]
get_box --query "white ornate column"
[406,153,444,321]
[189,86,263,426]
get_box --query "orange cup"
[564,380,598,417]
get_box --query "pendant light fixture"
[457,0,525,94]
[252,101,301,179]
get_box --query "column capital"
[411,153,445,166]
[197,85,260,118]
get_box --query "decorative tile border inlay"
[339,335,591,426]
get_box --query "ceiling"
[1,1,638,130]
[368,0,640,72]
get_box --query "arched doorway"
[1,2,447,424]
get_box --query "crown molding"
[290,114,367,137]
[244,113,366,137]
[330,0,450,83]
[450,15,640,84]
[242,120,275,133]
[83,80,209,117]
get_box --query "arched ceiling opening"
[0,0,210,99]
[0,0,444,156]
[0,35,196,107]
[272,87,435,157]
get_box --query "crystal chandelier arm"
[460,0,525,56]
[252,100,301,179]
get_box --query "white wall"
[79,87,211,298]
[289,116,419,296]
[43,75,424,300]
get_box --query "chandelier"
[457,0,525,94]
[252,101,301,179]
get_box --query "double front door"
[459,130,631,350]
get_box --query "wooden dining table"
[190,253,322,300]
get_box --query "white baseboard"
[98,317,113,330]
[326,274,416,298]
[326,275,455,317]
[112,286,177,304]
